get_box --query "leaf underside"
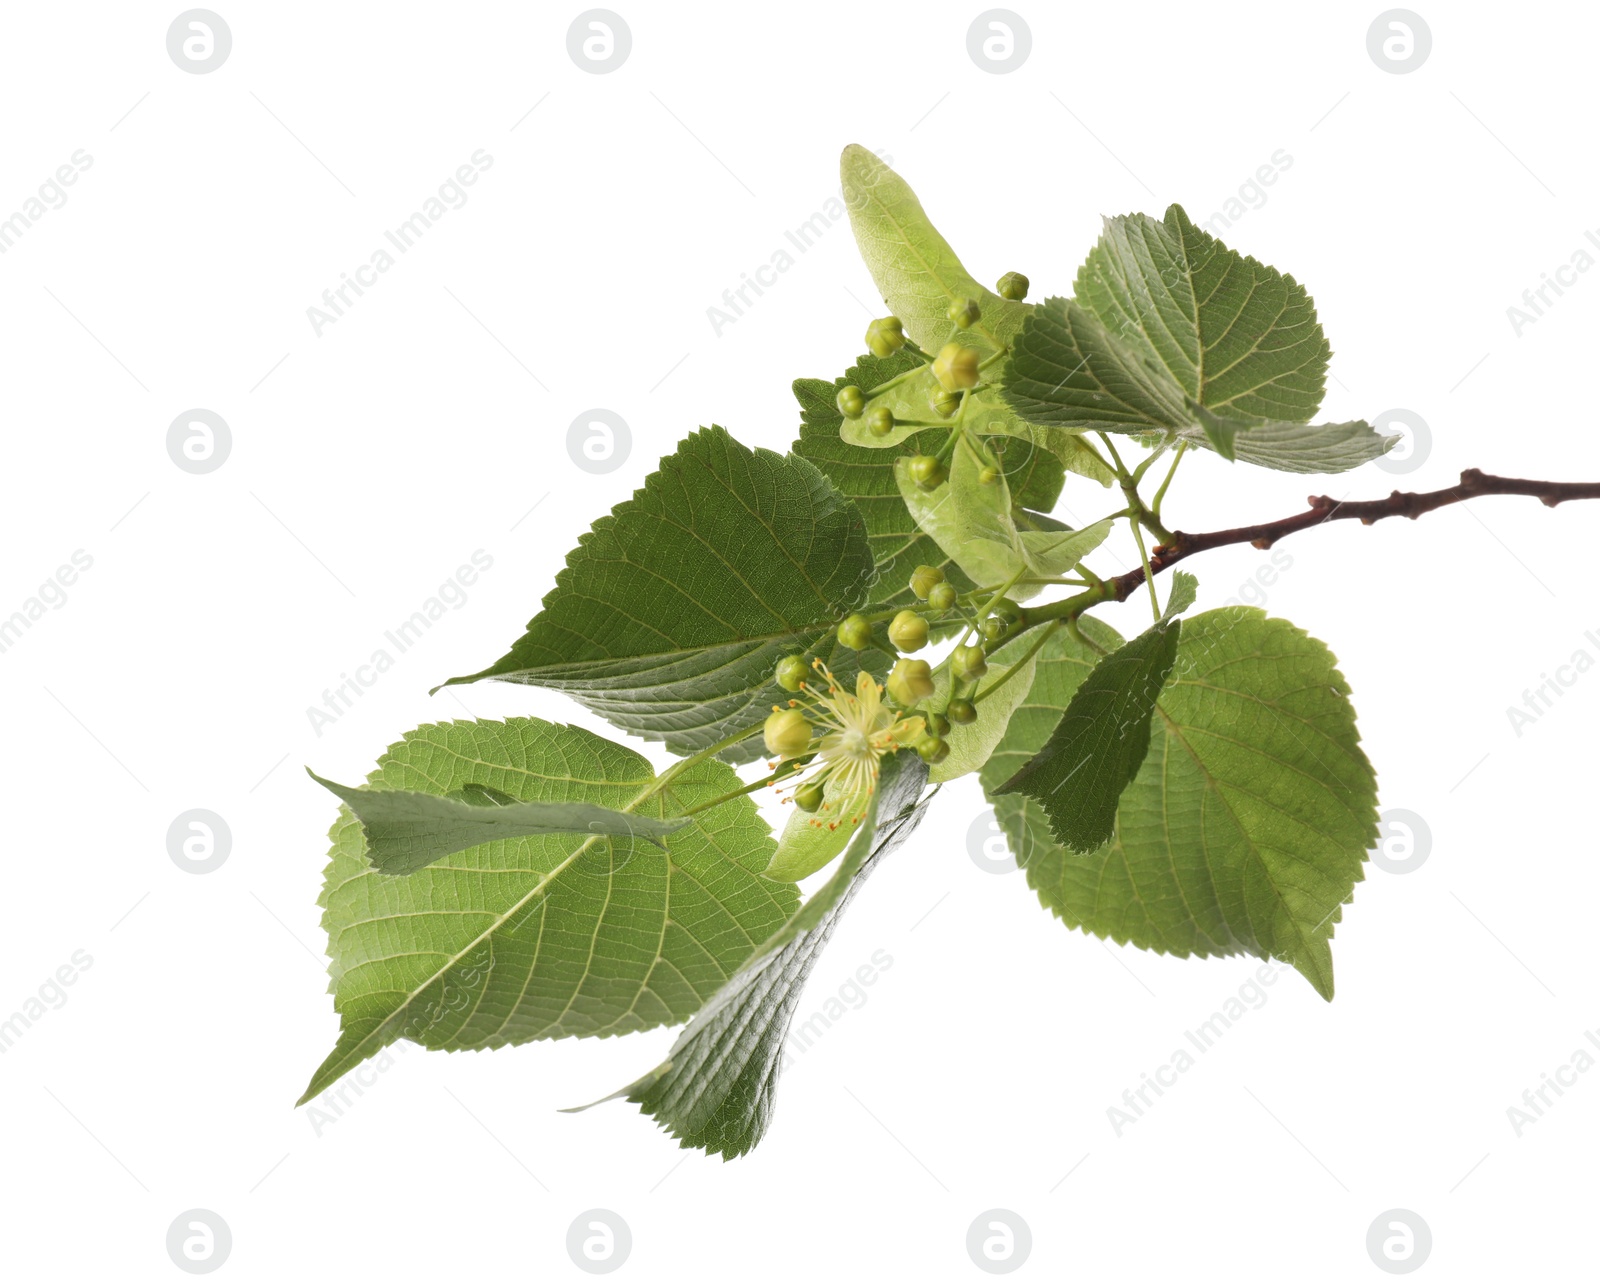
[589,752,931,1159]
[982,610,1376,998]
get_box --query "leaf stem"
[975,620,1061,703]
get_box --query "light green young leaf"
[994,618,1181,853]
[309,769,691,876]
[982,611,1377,999]
[442,426,879,763]
[839,145,1030,354]
[578,752,930,1159]
[1018,517,1114,578]
[298,717,799,1106]
[1163,570,1199,620]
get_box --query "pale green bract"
[299,717,799,1105]
[895,433,1113,595]
[839,144,1030,354]
[982,612,1377,999]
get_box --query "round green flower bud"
[794,780,825,813]
[909,564,945,601]
[948,697,977,725]
[978,465,999,486]
[916,735,951,766]
[981,616,1007,645]
[926,712,951,738]
[837,385,865,418]
[774,654,809,692]
[887,609,929,653]
[763,708,812,758]
[996,271,1029,301]
[836,614,873,650]
[946,297,981,329]
[927,582,958,611]
[932,343,981,392]
[929,387,961,419]
[952,643,989,683]
[865,316,906,358]
[866,406,894,437]
[887,657,936,707]
[907,455,946,491]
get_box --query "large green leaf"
[994,618,1181,853]
[579,752,930,1159]
[307,770,691,876]
[298,717,799,1105]
[442,426,878,763]
[839,144,1030,354]
[1183,414,1401,474]
[1002,205,1392,472]
[981,609,1376,998]
[792,353,1064,607]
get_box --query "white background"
[2,1,1597,1280]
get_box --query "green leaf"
[1002,206,1377,472]
[792,351,1065,608]
[895,435,1112,595]
[298,717,799,1106]
[579,752,930,1158]
[994,618,1181,853]
[1163,570,1199,620]
[839,145,1030,354]
[1182,416,1400,474]
[443,426,878,763]
[307,769,691,876]
[982,611,1377,998]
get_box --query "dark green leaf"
[995,619,1181,853]
[442,426,879,763]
